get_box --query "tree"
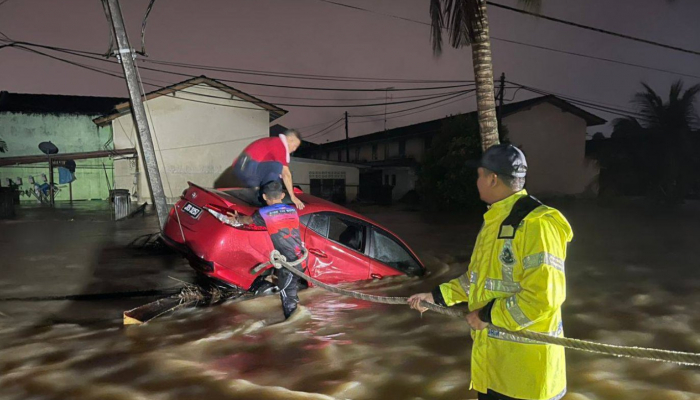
[607,80,700,203]
[419,115,483,210]
[429,0,540,151]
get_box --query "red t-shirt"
[240,136,289,166]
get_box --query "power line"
[6,42,485,126]
[1,39,478,93]
[305,117,345,139]
[492,37,700,81]
[145,59,473,84]
[351,92,477,124]
[312,0,700,80]
[6,41,480,110]
[2,38,481,102]
[351,89,475,118]
[506,81,654,122]
[487,1,700,57]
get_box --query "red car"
[161,183,425,292]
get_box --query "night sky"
[1,0,699,142]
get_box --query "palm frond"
[633,82,663,126]
[680,83,700,128]
[429,0,483,55]
[429,0,445,55]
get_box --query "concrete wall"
[290,157,360,202]
[0,112,115,201]
[112,84,270,203]
[382,166,416,201]
[406,137,425,162]
[504,102,594,196]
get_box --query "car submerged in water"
[161,182,425,294]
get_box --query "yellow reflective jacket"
[438,190,572,400]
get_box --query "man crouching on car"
[231,181,305,319]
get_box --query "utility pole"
[105,0,169,229]
[496,73,506,129]
[344,111,349,162]
[384,86,394,131]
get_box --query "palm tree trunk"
[471,0,499,151]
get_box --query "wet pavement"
[1,199,699,399]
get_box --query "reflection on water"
[1,200,700,399]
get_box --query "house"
[0,91,130,201]
[94,76,360,204]
[297,95,606,200]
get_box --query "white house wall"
[503,102,593,196]
[112,83,270,203]
[290,158,359,201]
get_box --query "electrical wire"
[305,118,345,139]
[140,0,157,55]
[486,1,700,57]
[144,58,473,84]
[313,0,700,79]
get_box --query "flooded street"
[1,200,700,400]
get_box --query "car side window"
[307,213,330,237]
[327,214,365,253]
[370,228,422,276]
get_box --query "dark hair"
[262,181,285,199]
[483,168,526,191]
[284,129,302,141]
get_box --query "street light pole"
[105,0,169,229]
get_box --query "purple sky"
[1,0,699,142]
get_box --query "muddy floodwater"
[1,199,700,400]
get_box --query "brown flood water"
[1,199,699,400]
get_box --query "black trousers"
[478,390,525,400]
[276,266,300,319]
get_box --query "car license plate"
[182,202,202,219]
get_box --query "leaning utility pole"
[105,0,169,229]
[344,111,349,162]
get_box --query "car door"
[302,212,371,284]
[368,226,424,278]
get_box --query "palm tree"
[429,0,540,151]
[613,80,700,202]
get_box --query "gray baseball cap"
[469,144,528,178]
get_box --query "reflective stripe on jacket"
[439,190,572,400]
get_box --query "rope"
[258,250,700,367]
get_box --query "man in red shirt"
[232,129,304,209]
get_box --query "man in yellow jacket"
[409,144,573,400]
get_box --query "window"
[306,213,330,236]
[309,171,347,203]
[372,144,378,160]
[370,228,422,276]
[399,140,406,157]
[328,214,365,252]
